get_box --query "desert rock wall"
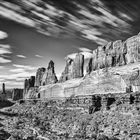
[24,32,140,99]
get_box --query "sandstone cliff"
[59,53,84,82]
[35,67,46,87]
[41,60,58,85]
[24,32,140,99]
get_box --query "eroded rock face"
[29,76,35,87]
[23,76,35,98]
[72,53,84,79]
[112,40,127,66]
[125,35,140,64]
[35,67,46,87]
[59,57,74,82]
[12,88,23,101]
[41,60,58,85]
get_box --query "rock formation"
[24,32,140,100]
[41,60,58,85]
[35,67,46,87]
[72,53,84,79]
[2,83,6,94]
[59,57,73,82]
[0,83,7,100]
[12,88,23,101]
[59,53,84,82]
[23,76,35,98]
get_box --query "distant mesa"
[21,32,140,99]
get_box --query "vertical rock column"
[2,83,5,94]
[59,57,73,82]
[72,53,84,78]
[35,67,46,87]
[41,60,58,85]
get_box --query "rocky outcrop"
[59,58,73,82]
[41,60,58,85]
[23,76,35,98]
[0,83,7,100]
[59,53,84,82]
[72,53,84,79]
[35,67,46,87]
[24,32,140,99]
[12,88,23,101]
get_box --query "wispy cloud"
[0,31,8,39]
[35,54,43,58]
[13,64,37,71]
[9,68,25,73]
[0,57,11,63]
[0,44,12,55]
[78,47,92,52]
[16,55,26,58]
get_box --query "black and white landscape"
[0,0,140,140]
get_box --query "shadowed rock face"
[12,88,23,101]
[41,60,58,85]
[59,58,73,82]
[35,67,46,87]
[23,76,35,98]
[72,53,84,79]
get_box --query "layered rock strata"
[24,32,140,99]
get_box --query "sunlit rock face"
[112,40,127,66]
[59,53,84,82]
[39,63,140,98]
[25,33,140,99]
[35,67,46,87]
[41,60,58,85]
[125,35,140,64]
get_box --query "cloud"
[67,52,93,60]
[13,64,37,71]
[35,54,43,58]
[0,44,12,55]
[0,66,5,69]
[78,47,92,52]
[0,6,35,27]
[16,55,26,58]
[0,57,11,63]
[0,31,8,39]
[9,68,25,73]
[0,71,35,80]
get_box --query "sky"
[0,0,140,89]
